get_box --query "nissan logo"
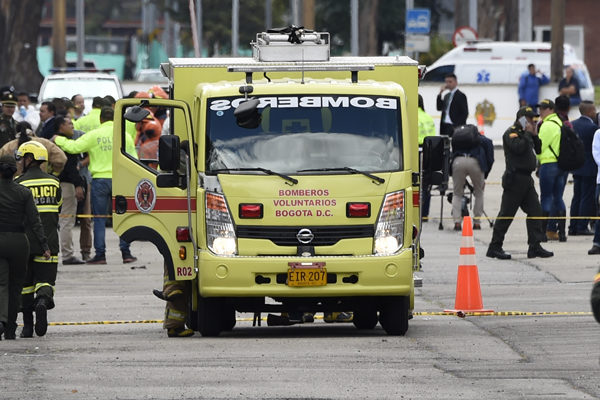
[296,228,314,244]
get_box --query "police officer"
[0,91,18,148]
[15,141,62,337]
[0,154,49,340]
[486,106,553,260]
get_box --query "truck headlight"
[206,192,237,256]
[373,191,404,255]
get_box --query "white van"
[419,42,593,142]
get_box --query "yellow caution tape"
[39,311,593,326]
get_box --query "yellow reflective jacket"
[418,107,436,145]
[73,108,101,133]
[537,113,562,165]
[55,121,137,179]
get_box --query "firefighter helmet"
[16,141,48,161]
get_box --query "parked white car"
[38,71,124,114]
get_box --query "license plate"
[287,262,327,287]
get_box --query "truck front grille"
[236,225,374,246]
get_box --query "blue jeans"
[539,162,567,231]
[91,178,130,258]
[569,175,597,233]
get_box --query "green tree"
[0,0,44,92]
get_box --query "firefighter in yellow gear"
[153,263,193,337]
[15,141,62,337]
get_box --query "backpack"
[548,120,585,171]
[451,124,481,151]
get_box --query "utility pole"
[550,0,565,82]
[232,0,239,56]
[189,0,200,57]
[350,0,358,56]
[196,0,202,57]
[76,0,85,68]
[302,0,315,30]
[52,0,66,68]
[265,0,272,30]
[518,0,532,42]
[290,0,300,26]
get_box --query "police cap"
[516,106,538,119]
[1,91,17,106]
[538,99,555,110]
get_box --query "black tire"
[197,295,222,337]
[378,296,409,336]
[185,282,198,331]
[221,303,237,331]
[352,308,378,330]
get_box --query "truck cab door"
[112,98,197,280]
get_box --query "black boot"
[35,298,48,337]
[528,243,554,258]
[558,211,567,242]
[486,246,511,260]
[20,308,34,338]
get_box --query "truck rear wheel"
[352,308,378,330]
[197,296,223,337]
[378,296,409,336]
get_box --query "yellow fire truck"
[112,28,421,336]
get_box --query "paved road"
[1,148,599,399]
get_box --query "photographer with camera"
[486,107,553,260]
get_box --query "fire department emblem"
[135,179,156,213]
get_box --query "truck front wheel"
[378,296,409,336]
[197,295,223,337]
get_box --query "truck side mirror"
[158,135,181,171]
[234,98,261,129]
[124,105,150,122]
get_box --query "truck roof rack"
[228,64,374,84]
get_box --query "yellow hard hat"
[16,140,48,161]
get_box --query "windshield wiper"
[212,168,298,185]
[297,167,385,184]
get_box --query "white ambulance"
[419,41,594,142]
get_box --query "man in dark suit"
[569,101,598,236]
[436,73,469,137]
[37,101,57,139]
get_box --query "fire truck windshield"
[206,95,402,174]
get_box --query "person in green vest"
[73,96,107,133]
[53,107,138,265]
[418,94,436,221]
[418,94,436,145]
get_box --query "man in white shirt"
[13,92,40,132]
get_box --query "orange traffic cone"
[444,216,493,314]
[476,113,485,135]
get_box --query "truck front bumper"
[197,249,414,298]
